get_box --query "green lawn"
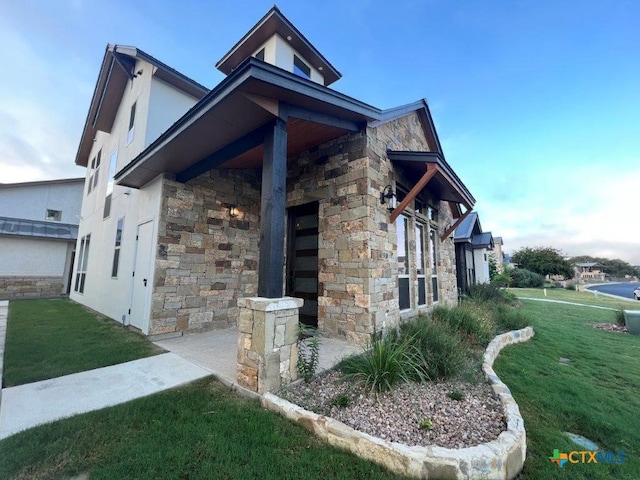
[0,379,409,480]
[494,300,640,479]
[3,299,163,387]
[511,287,637,310]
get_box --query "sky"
[1,0,639,264]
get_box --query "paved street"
[585,282,640,300]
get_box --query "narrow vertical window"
[416,223,426,306]
[429,228,439,303]
[103,149,118,218]
[74,234,91,293]
[127,102,136,144]
[255,48,265,61]
[87,150,101,194]
[111,218,124,277]
[396,215,410,310]
[293,55,311,79]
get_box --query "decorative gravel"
[279,371,506,449]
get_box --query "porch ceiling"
[115,58,378,188]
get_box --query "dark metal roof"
[0,216,78,240]
[115,57,380,188]
[454,212,481,241]
[471,232,494,248]
[387,151,475,208]
[216,6,341,86]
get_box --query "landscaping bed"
[280,371,504,448]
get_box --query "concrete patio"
[154,327,361,387]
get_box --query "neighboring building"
[574,262,606,283]
[0,178,83,299]
[491,236,505,273]
[70,6,475,345]
[453,212,494,291]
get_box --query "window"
[46,209,62,221]
[293,55,311,79]
[104,149,118,219]
[87,150,101,194]
[429,228,439,302]
[74,234,91,293]
[415,223,427,306]
[127,102,136,144]
[111,218,124,277]
[396,215,410,310]
[255,48,265,61]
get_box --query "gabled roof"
[75,45,209,168]
[215,6,341,86]
[575,262,602,268]
[454,212,481,242]
[371,99,444,155]
[471,232,494,249]
[494,236,503,245]
[0,216,78,240]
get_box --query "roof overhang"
[215,6,341,86]
[0,216,78,241]
[387,150,475,209]
[115,58,379,188]
[75,45,209,168]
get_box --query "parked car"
[635,286,640,300]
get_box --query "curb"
[262,326,534,479]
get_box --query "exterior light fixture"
[380,185,397,212]
[229,205,239,218]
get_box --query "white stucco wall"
[146,77,200,147]
[0,237,69,276]
[0,180,83,224]
[72,58,185,333]
[474,248,490,284]
[254,34,324,84]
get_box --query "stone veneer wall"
[0,276,64,299]
[287,112,460,345]
[150,170,261,335]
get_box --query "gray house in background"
[0,178,83,299]
[454,212,494,291]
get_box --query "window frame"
[127,102,136,145]
[74,234,91,294]
[87,150,101,195]
[46,209,62,222]
[293,55,311,79]
[396,214,411,311]
[111,218,124,278]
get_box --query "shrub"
[510,268,544,288]
[339,330,428,393]
[496,308,531,332]
[491,271,512,288]
[331,393,351,408]
[297,324,321,383]
[419,418,433,430]
[565,282,577,291]
[614,310,625,327]
[399,315,469,380]
[449,390,464,401]
[467,283,514,304]
[434,304,496,346]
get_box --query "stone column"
[237,297,303,394]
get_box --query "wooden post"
[258,118,287,298]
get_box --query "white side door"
[129,220,154,333]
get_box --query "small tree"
[489,256,498,280]
[512,247,574,279]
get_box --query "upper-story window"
[87,150,101,195]
[127,102,136,145]
[104,148,118,219]
[255,48,265,61]
[46,209,62,221]
[293,55,311,79]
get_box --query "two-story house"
[453,212,494,291]
[71,6,476,345]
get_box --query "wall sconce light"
[229,205,239,218]
[380,185,397,212]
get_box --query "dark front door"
[286,203,319,327]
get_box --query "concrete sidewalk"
[0,353,210,439]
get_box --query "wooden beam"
[435,164,473,211]
[389,163,437,223]
[176,124,270,183]
[258,118,287,298]
[280,103,361,132]
[440,208,472,242]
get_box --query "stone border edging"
[262,326,534,480]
